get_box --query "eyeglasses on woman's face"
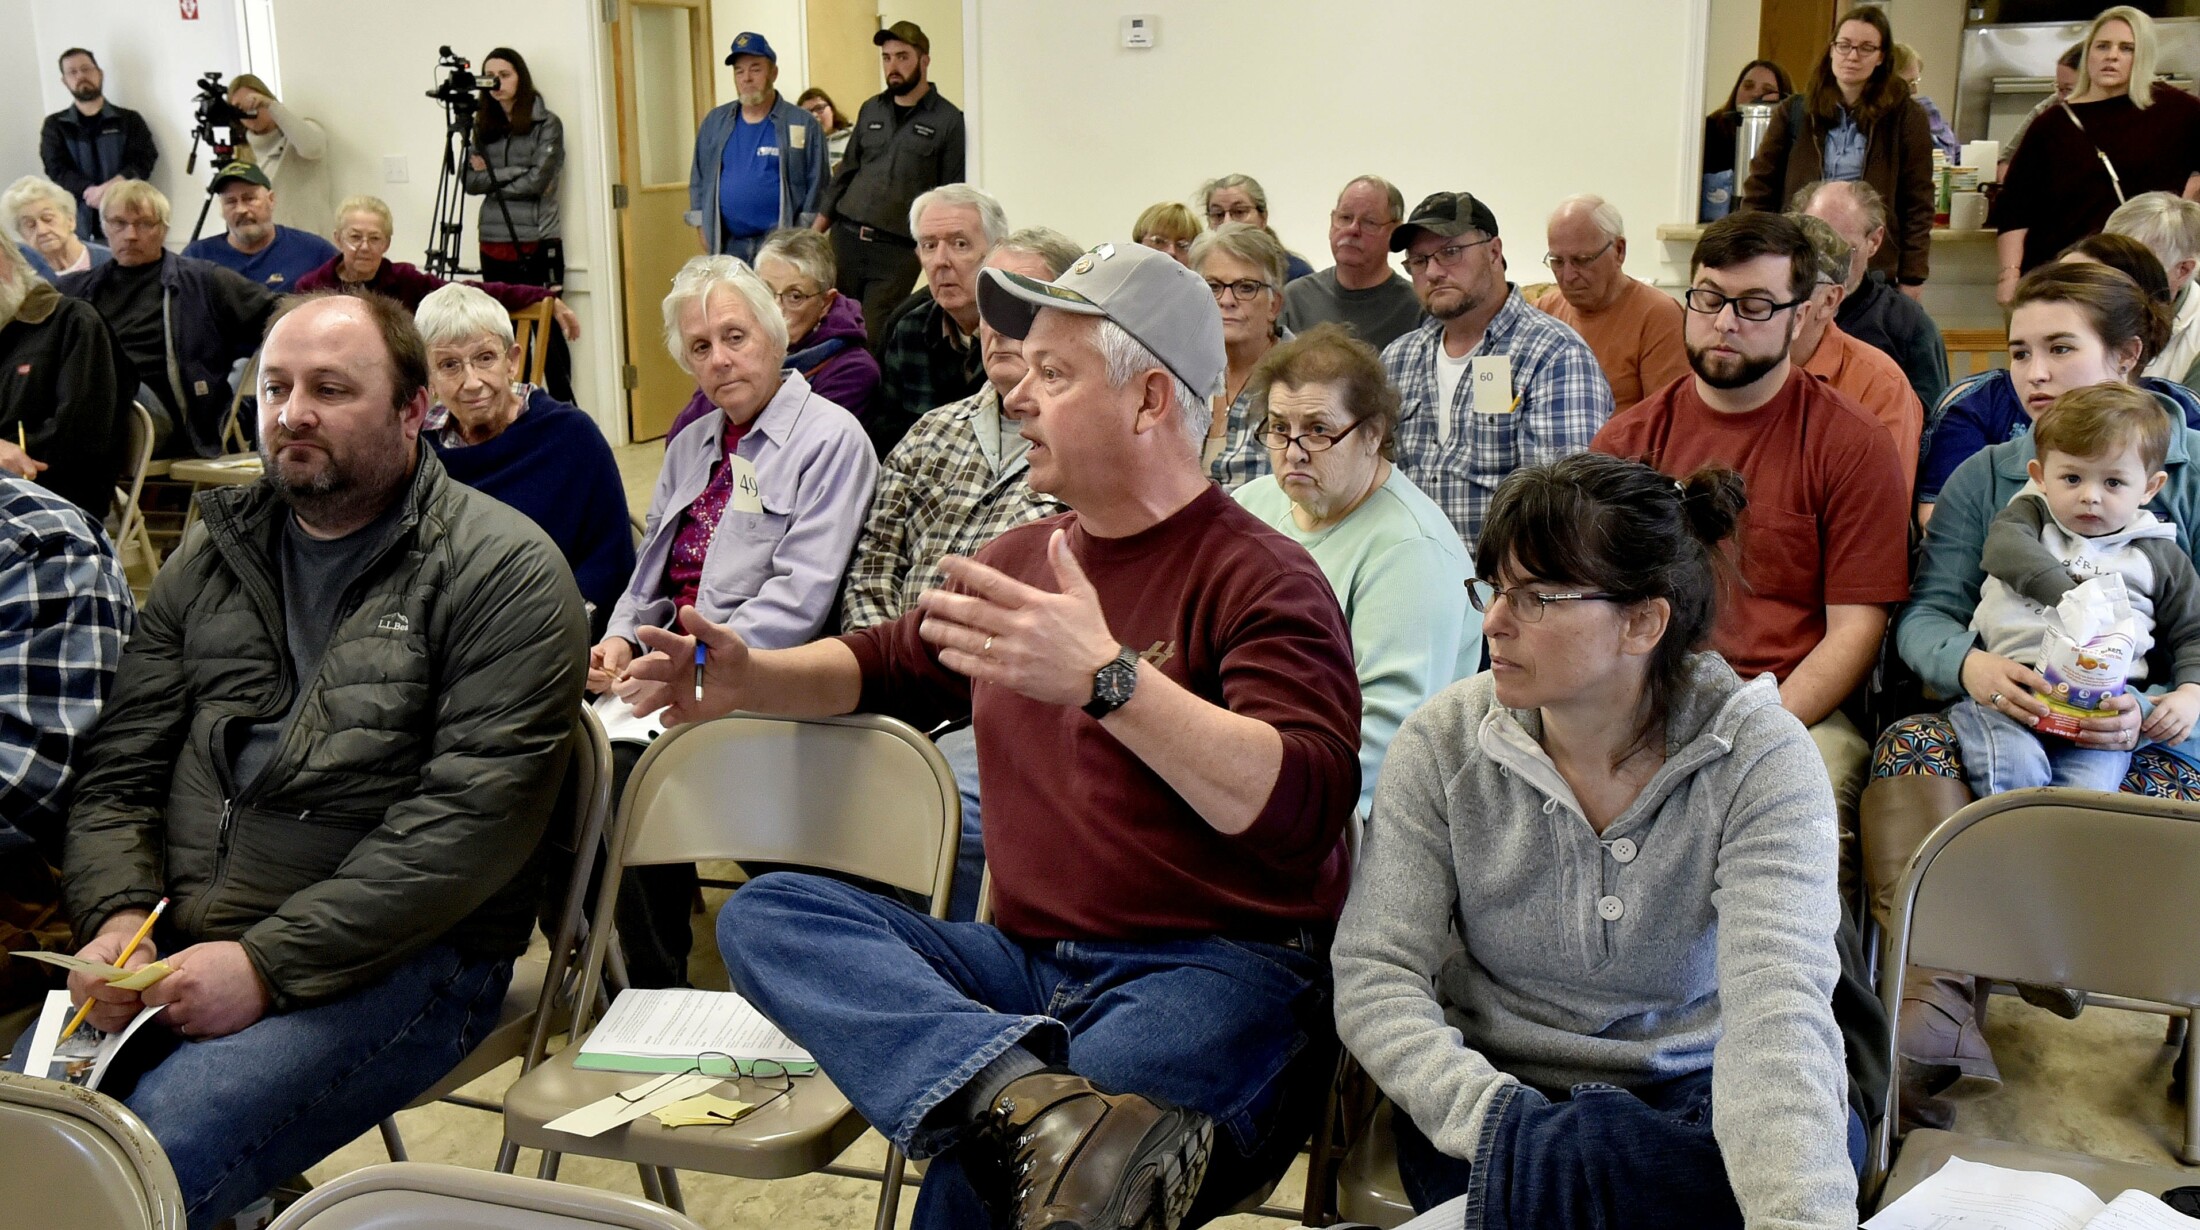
[1466,580,1619,622]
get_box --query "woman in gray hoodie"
[1333,453,1862,1229]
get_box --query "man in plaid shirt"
[0,473,132,1015]
[1380,191,1613,549]
[842,228,1078,919]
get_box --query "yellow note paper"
[1469,355,1515,415]
[13,951,174,990]
[652,1093,756,1128]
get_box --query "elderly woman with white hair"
[2105,191,2200,387]
[0,235,131,515]
[4,175,111,280]
[665,226,880,439]
[416,282,633,638]
[596,254,876,689]
[592,253,875,987]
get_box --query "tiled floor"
[296,441,2200,1225]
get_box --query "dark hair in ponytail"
[1476,453,1747,766]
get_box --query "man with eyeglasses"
[1280,175,1425,350]
[870,184,1004,456]
[1380,190,1613,548]
[1593,211,1909,896]
[1789,212,1925,493]
[1532,194,1688,412]
[617,240,1359,1230]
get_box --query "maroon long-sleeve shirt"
[293,257,553,312]
[842,486,1361,942]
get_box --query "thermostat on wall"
[1122,15,1157,49]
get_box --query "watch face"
[1097,658,1136,706]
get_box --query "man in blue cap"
[181,162,339,290]
[686,32,828,263]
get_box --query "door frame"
[607,0,715,442]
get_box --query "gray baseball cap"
[977,241,1226,400]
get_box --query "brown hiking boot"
[985,1070,1214,1230]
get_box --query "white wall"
[966,0,1707,286]
[21,0,247,237]
[0,24,48,190]
[267,0,626,441]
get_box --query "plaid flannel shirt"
[0,477,133,855]
[1380,286,1614,546]
[1206,382,1273,491]
[841,385,1067,629]
[874,293,986,451]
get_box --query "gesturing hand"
[916,529,1120,708]
[142,941,271,1040]
[618,605,751,725]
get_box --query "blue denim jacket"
[610,370,877,650]
[686,95,828,254]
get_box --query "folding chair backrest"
[510,302,553,387]
[1869,789,2200,1185]
[0,1071,185,1230]
[109,400,157,546]
[267,1160,705,1229]
[617,713,958,902]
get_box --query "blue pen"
[694,643,707,703]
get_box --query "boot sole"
[1089,1109,1214,1230]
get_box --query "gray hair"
[414,282,516,350]
[1189,222,1288,290]
[1339,175,1405,223]
[990,227,1084,278]
[1094,318,1207,446]
[0,239,34,326]
[1200,173,1268,216]
[908,184,1008,247]
[1794,178,1888,237]
[2,175,75,233]
[661,254,788,373]
[2107,191,2200,272]
[1549,193,1626,243]
[755,226,836,290]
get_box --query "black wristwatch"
[1083,646,1140,719]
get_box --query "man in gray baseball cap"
[613,237,1361,1230]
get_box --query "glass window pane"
[635,6,698,186]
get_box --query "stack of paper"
[1865,1157,2197,1229]
[576,987,816,1074]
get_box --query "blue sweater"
[1919,371,2200,502]
[428,388,635,637]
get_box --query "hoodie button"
[1597,895,1625,922]
[1609,837,1638,864]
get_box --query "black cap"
[1389,191,1500,252]
[874,20,929,54]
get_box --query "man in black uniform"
[812,20,966,347]
[39,49,158,245]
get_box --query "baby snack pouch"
[2035,574,2139,739]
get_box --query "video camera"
[188,70,245,172]
[425,45,488,133]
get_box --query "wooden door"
[805,0,881,127]
[611,0,714,442]
[1759,0,1839,88]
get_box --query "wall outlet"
[1122,15,1157,49]
[383,156,409,184]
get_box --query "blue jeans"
[1393,1070,1867,1228]
[721,233,764,264]
[936,726,986,923]
[8,943,510,1230]
[718,873,1332,1230]
[1949,698,2133,796]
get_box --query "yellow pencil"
[58,897,167,1044]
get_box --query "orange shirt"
[1801,322,1924,496]
[1592,368,1911,683]
[1535,278,1690,412]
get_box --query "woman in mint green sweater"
[1231,326,1479,819]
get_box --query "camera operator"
[181,162,338,289]
[226,74,330,233]
[461,48,570,398]
[39,50,158,245]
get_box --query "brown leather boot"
[1860,773,1974,931]
[984,1071,1213,1230]
[1899,969,2002,1094]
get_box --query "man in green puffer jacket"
[30,290,588,1230]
